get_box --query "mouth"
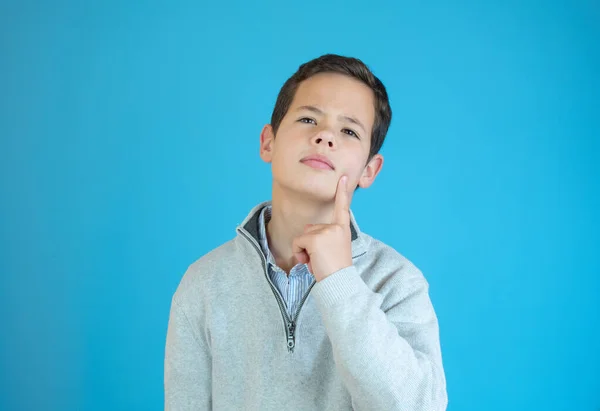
[300,155,335,171]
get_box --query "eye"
[342,128,359,139]
[298,117,316,125]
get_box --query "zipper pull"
[286,321,296,352]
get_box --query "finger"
[292,234,310,257]
[295,250,310,265]
[333,175,351,225]
[292,235,312,265]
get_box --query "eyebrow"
[296,105,367,134]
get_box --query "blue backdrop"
[1,1,598,410]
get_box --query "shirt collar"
[238,200,367,259]
[257,205,277,267]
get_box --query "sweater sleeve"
[164,296,212,410]
[310,264,448,411]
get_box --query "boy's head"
[260,54,392,202]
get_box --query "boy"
[164,54,447,410]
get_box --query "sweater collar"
[237,200,367,259]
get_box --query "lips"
[300,154,334,170]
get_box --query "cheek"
[339,148,367,176]
[272,141,298,168]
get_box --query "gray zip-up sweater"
[164,201,448,411]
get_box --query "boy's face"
[260,72,384,202]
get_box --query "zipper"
[288,280,316,351]
[238,228,314,353]
[238,226,365,353]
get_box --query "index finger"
[333,175,351,225]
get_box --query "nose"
[311,128,336,149]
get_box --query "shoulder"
[355,233,440,318]
[171,236,249,306]
[359,232,430,292]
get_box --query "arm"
[311,265,447,411]
[164,297,212,410]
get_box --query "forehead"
[290,72,375,128]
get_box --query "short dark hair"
[270,54,392,162]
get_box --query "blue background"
[1,1,598,410]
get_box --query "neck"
[265,182,335,273]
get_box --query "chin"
[273,163,339,201]
[291,175,337,202]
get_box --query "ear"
[259,124,275,163]
[357,154,384,189]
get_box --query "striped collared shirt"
[257,205,315,319]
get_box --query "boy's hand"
[292,175,353,282]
